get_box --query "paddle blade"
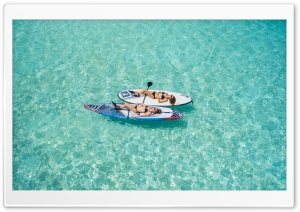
[143,82,153,104]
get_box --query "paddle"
[142,82,153,104]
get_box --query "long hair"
[169,96,176,105]
[156,109,162,114]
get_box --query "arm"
[158,98,168,103]
[136,111,151,117]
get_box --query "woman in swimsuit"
[133,89,176,105]
[112,102,162,117]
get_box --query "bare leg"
[115,103,126,109]
[116,103,138,113]
[137,89,155,99]
[134,89,145,96]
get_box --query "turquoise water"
[12,20,286,190]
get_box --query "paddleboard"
[84,103,184,120]
[117,89,193,106]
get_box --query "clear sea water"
[12,20,286,190]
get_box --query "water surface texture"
[13,20,286,190]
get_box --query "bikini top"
[152,92,166,99]
[135,104,149,113]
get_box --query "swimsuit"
[134,105,149,114]
[152,92,165,99]
[152,92,156,99]
[143,106,149,113]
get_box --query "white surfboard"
[117,89,193,106]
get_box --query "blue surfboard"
[84,104,184,120]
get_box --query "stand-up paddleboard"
[117,90,193,106]
[84,104,184,120]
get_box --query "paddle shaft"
[142,82,153,104]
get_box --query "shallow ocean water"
[13,20,286,190]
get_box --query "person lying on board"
[131,89,176,105]
[112,101,162,117]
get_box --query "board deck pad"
[84,104,184,120]
[117,89,192,106]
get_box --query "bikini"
[152,92,156,98]
[152,92,165,99]
[134,104,149,114]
